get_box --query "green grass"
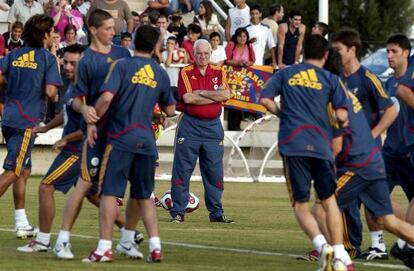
[0,178,409,270]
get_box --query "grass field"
[0,178,410,270]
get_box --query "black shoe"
[390,242,410,261]
[354,247,388,260]
[400,245,414,269]
[170,214,184,223]
[210,215,235,223]
[134,230,144,245]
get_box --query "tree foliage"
[247,0,414,54]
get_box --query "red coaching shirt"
[177,64,228,119]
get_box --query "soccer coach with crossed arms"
[169,39,234,224]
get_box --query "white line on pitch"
[0,228,407,270]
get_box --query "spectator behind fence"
[225,0,249,42]
[182,23,201,62]
[120,32,133,55]
[246,5,276,67]
[88,0,133,45]
[59,24,79,49]
[277,10,306,68]
[155,14,175,63]
[262,3,284,65]
[225,27,255,131]
[209,32,226,66]
[51,0,83,41]
[193,0,218,38]
[74,0,90,16]
[167,11,186,46]
[312,21,329,36]
[7,0,44,31]
[3,21,24,55]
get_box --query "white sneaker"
[116,242,144,259]
[17,240,51,252]
[54,242,74,259]
[333,258,347,271]
[318,244,334,271]
[16,225,39,239]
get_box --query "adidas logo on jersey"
[131,64,157,88]
[288,69,322,90]
[12,51,37,69]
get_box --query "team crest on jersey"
[191,75,197,80]
[212,77,218,84]
[132,64,157,88]
[177,137,185,144]
[288,69,322,90]
[12,50,37,69]
[89,168,98,177]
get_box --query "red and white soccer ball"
[160,190,200,213]
[172,49,186,64]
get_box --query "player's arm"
[46,84,58,102]
[33,112,64,134]
[397,84,414,110]
[94,92,114,118]
[160,104,176,117]
[277,24,287,68]
[295,24,306,64]
[335,108,349,128]
[260,97,280,117]
[372,103,397,139]
[72,96,99,124]
[53,129,83,153]
[332,135,343,158]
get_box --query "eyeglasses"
[195,52,211,56]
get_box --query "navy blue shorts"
[281,155,336,204]
[2,126,35,177]
[41,150,80,194]
[336,174,393,218]
[383,153,414,201]
[80,137,106,195]
[100,144,156,199]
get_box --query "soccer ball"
[172,49,186,63]
[159,190,200,213]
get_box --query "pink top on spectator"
[51,8,83,40]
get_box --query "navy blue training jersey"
[261,63,348,160]
[71,45,130,105]
[0,47,63,128]
[333,91,385,180]
[382,75,409,157]
[62,86,82,153]
[399,61,414,147]
[340,66,393,131]
[99,56,176,155]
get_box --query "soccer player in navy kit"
[331,29,398,259]
[52,9,132,259]
[16,44,85,255]
[169,39,233,224]
[261,35,352,271]
[83,25,176,263]
[0,14,62,237]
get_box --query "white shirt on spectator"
[8,0,44,25]
[246,23,275,66]
[76,1,90,16]
[195,13,219,33]
[228,5,250,38]
[210,45,226,65]
[162,50,180,87]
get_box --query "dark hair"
[330,28,362,58]
[88,9,112,28]
[269,4,282,17]
[64,24,77,35]
[209,31,221,40]
[199,0,214,25]
[323,47,342,75]
[288,10,301,19]
[250,4,262,13]
[12,21,24,31]
[231,27,249,44]
[315,22,329,36]
[167,36,177,44]
[386,33,411,53]
[134,25,160,53]
[22,14,54,48]
[131,11,139,17]
[63,43,85,54]
[304,34,329,60]
[121,32,132,40]
[187,23,202,34]
[148,10,160,25]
